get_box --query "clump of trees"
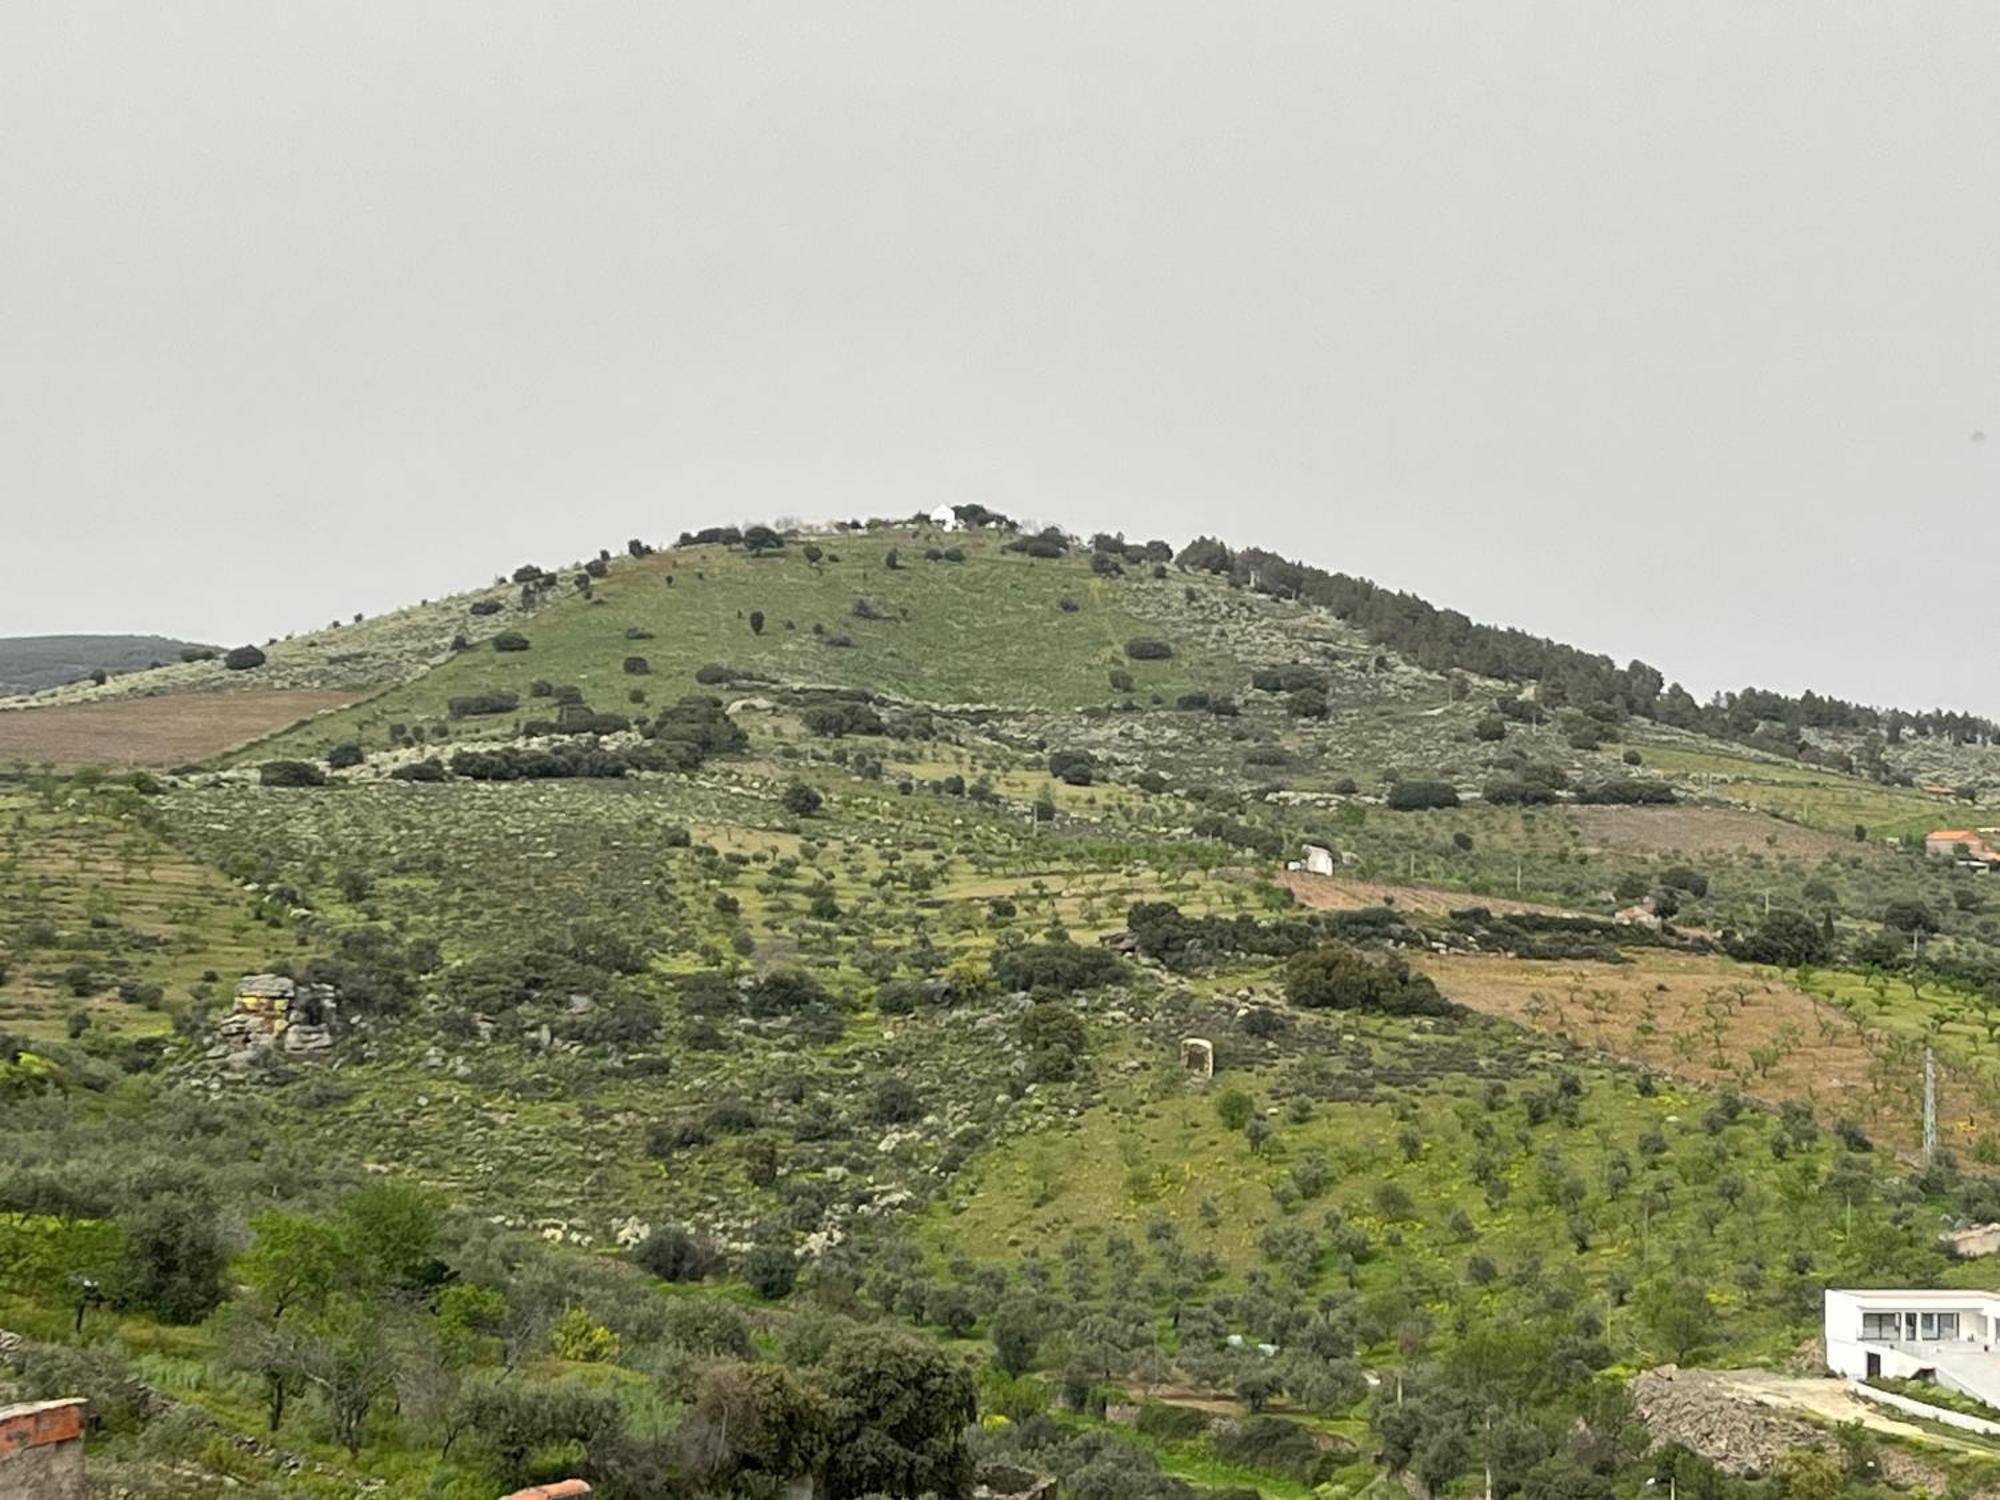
[991,941,1126,995]
[1284,942,1452,1016]
[1386,780,1460,811]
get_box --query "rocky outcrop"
[1630,1366,1821,1476]
[205,975,339,1066]
[975,1462,1057,1500]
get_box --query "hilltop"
[6,513,2000,1500]
[0,633,216,695]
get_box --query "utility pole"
[1924,1046,1938,1165]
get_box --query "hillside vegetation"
[0,634,215,695]
[6,514,2000,1500]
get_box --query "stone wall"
[0,1398,86,1500]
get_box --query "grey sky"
[4,4,1997,712]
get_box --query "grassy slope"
[0,634,214,695]
[1642,743,1959,843]
[0,786,272,1043]
[14,535,2000,1497]
[239,529,1227,762]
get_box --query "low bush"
[1386,780,1459,811]
[258,760,327,788]
[448,691,520,718]
[1573,779,1674,805]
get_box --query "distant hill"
[0,633,216,694]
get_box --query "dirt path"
[1688,1367,1994,1456]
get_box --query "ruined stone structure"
[1180,1036,1214,1083]
[0,1398,87,1500]
[211,973,338,1059]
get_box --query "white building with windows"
[1825,1289,2000,1405]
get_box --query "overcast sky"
[4,4,1997,712]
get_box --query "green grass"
[1643,745,1957,843]
[239,529,1227,762]
[0,785,274,1042]
[921,986,1943,1370]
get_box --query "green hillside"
[0,633,214,695]
[236,527,1240,763]
[7,519,2000,1500]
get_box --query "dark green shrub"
[327,742,364,770]
[633,1224,715,1282]
[258,760,327,788]
[1124,637,1174,660]
[1482,778,1557,806]
[1285,942,1451,1015]
[992,942,1126,995]
[1049,749,1095,785]
[492,631,530,652]
[743,1244,797,1300]
[222,645,266,671]
[1386,780,1459,811]
[448,691,520,718]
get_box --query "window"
[1920,1312,1960,1340]
[1862,1312,1899,1341]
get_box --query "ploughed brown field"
[0,690,361,768]
[1280,869,1578,918]
[1566,803,1857,859]
[1416,947,1995,1156]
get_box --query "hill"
[6,515,2000,1500]
[0,633,216,694]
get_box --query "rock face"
[210,974,339,1059]
[974,1463,1057,1500]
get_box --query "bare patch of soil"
[0,690,363,768]
[1280,870,1577,918]
[1568,805,1856,860]
[1415,948,1991,1154]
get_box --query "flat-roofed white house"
[1826,1289,2000,1405]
